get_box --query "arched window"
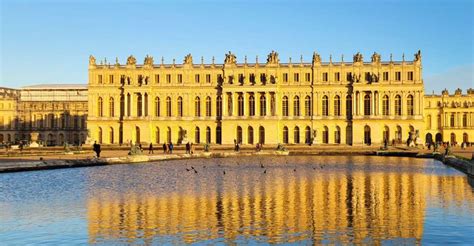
[383,126,389,142]
[167,127,172,143]
[270,93,276,116]
[206,96,212,117]
[335,126,341,144]
[227,93,233,116]
[322,95,328,116]
[407,95,414,115]
[238,95,244,116]
[109,127,114,144]
[109,97,114,117]
[166,97,172,117]
[305,96,311,116]
[382,95,389,116]
[283,126,289,144]
[249,95,255,116]
[282,96,289,116]
[395,95,401,116]
[216,126,222,144]
[236,126,242,144]
[206,127,211,143]
[156,127,160,144]
[294,126,300,144]
[98,127,102,144]
[346,95,352,118]
[216,96,222,117]
[260,95,266,116]
[137,94,143,117]
[293,96,300,116]
[195,97,201,117]
[334,95,340,116]
[463,133,469,143]
[364,125,371,145]
[248,126,254,144]
[364,94,371,116]
[450,133,456,144]
[305,126,311,144]
[135,126,140,143]
[177,96,183,117]
[195,127,200,143]
[259,126,265,144]
[155,97,160,117]
[322,126,328,144]
[98,97,103,117]
[450,113,455,127]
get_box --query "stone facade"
[0,84,88,146]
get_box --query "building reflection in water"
[86,156,474,244]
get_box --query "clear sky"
[1,0,473,92]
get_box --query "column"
[222,93,228,117]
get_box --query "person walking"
[169,142,174,154]
[163,143,167,154]
[149,143,154,154]
[186,142,190,154]
[93,141,101,158]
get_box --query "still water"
[1,156,474,245]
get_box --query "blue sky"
[1,0,473,92]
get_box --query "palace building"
[86,50,473,146]
[0,84,88,145]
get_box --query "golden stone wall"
[0,87,19,143]
[87,51,428,146]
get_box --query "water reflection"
[85,156,474,244]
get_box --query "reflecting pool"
[1,156,474,244]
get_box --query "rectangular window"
[249,73,255,83]
[346,72,352,81]
[407,71,413,81]
[238,73,244,83]
[166,74,171,83]
[109,75,114,84]
[178,74,183,83]
[335,72,340,82]
[322,72,328,82]
[305,73,311,82]
[383,72,389,81]
[155,74,160,84]
[206,74,211,83]
[294,73,299,82]
[98,75,103,84]
[395,72,401,81]
[260,73,266,83]
[283,73,288,82]
[195,74,200,83]
[365,72,371,82]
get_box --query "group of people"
[185,142,195,154]
[162,142,174,154]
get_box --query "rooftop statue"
[455,88,462,95]
[353,52,363,63]
[89,55,96,66]
[144,55,154,66]
[312,52,321,64]
[371,52,381,63]
[184,53,193,65]
[224,51,237,65]
[266,50,279,64]
[414,50,422,62]
[127,55,137,66]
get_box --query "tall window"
[177,74,183,83]
[144,93,148,116]
[98,127,102,144]
[463,114,467,127]
[206,97,212,117]
[109,97,114,117]
[248,126,254,144]
[260,95,266,116]
[98,97,103,117]
[322,126,328,144]
[346,95,352,118]
[282,96,289,116]
[195,97,201,117]
[322,95,328,116]
[395,72,401,81]
[155,97,160,117]
[227,94,233,116]
[407,95,414,115]
[156,127,160,144]
[305,96,311,116]
[195,74,200,83]
[206,127,211,143]
[395,95,401,116]
[450,113,455,127]
[109,127,114,144]
[238,95,244,116]
[216,126,222,144]
[364,94,371,116]
[335,126,341,144]
[283,126,289,144]
[293,96,300,116]
[120,95,124,117]
[249,95,255,116]
[259,126,265,144]
[305,73,311,82]
[335,72,340,81]
[137,94,143,117]
[283,73,288,82]
[294,73,299,82]
[216,96,222,117]
[236,126,242,144]
[127,94,131,116]
[407,71,413,81]
[177,97,183,117]
[334,95,340,116]
[382,95,389,116]
[206,74,211,83]
[270,94,276,116]
[322,72,328,82]
[195,127,200,143]
[166,97,172,117]
[383,72,389,81]
[294,127,300,144]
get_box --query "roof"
[21,84,87,90]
